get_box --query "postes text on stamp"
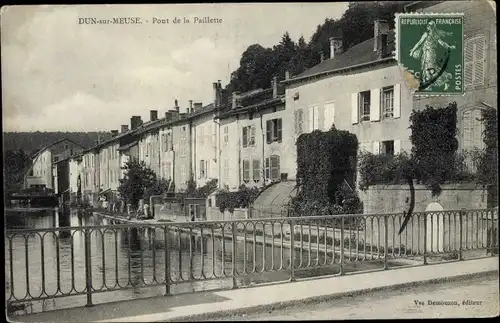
[395,13,464,96]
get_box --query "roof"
[284,30,396,85]
[252,181,298,216]
[31,138,85,160]
[218,95,285,119]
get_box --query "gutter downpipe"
[213,117,222,189]
[237,115,241,188]
[258,111,265,186]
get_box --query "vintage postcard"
[2,2,498,321]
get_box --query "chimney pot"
[189,100,193,114]
[111,130,119,137]
[374,19,390,52]
[285,70,290,80]
[193,102,203,112]
[150,110,158,122]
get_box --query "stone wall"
[363,183,489,214]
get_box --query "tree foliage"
[225,1,411,94]
[477,108,498,185]
[118,160,167,208]
[4,149,32,194]
[216,185,260,213]
[185,178,218,199]
[292,127,361,216]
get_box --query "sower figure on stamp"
[409,21,456,91]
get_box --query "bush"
[185,178,218,198]
[216,185,260,213]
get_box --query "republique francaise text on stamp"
[395,13,465,96]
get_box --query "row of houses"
[26,1,496,208]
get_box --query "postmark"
[395,13,464,96]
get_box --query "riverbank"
[13,257,498,322]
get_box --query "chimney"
[121,124,129,133]
[189,100,193,114]
[213,82,219,107]
[193,102,203,112]
[272,76,278,98]
[285,70,290,80]
[329,36,343,59]
[377,33,389,59]
[374,20,390,52]
[150,110,158,121]
[232,91,240,109]
[320,51,324,62]
[174,99,179,112]
[110,130,119,137]
[130,116,142,130]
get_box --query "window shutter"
[277,119,282,141]
[266,120,272,144]
[372,141,380,155]
[323,103,335,130]
[370,88,381,121]
[351,93,359,124]
[251,126,256,145]
[394,139,401,155]
[473,36,485,85]
[252,159,260,181]
[464,39,474,86]
[308,107,314,132]
[313,106,320,130]
[242,127,248,147]
[393,84,401,119]
[294,110,298,134]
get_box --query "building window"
[308,105,320,132]
[223,126,229,145]
[266,119,282,144]
[265,155,280,181]
[462,108,486,171]
[242,126,256,147]
[381,141,395,156]
[359,91,371,121]
[252,159,260,182]
[242,160,250,183]
[382,86,394,118]
[465,35,485,87]
[294,109,304,135]
[179,138,186,156]
[180,165,186,184]
[54,156,59,162]
[323,102,335,131]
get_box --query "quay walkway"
[13,257,498,322]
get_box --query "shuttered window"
[223,159,229,178]
[252,159,260,182]
[242,127,248,147]
[323,102,335,130]
[465,35,485,87]
[266,119,282,143]
[242,160,250,182]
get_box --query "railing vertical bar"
[84,228,93,307]
[363,218,367,261]
[252,224,257,273]
[423,213,428,265]
[377,217,381,259]
[178,227,183,281]
[384,215,389,270]
[101,231,106,288]
[40,234,46,298]
[448,213,452,252]
[271,223,276,270]
[114,230,119,287]
[300,224,304,267]
[222,225,226,276]
[211,226,216,277]
[9,237,15,300]
[430,213,434,255]
[315,222,319,267]
[289,219,295,282]
[189,227,194,280]
[370,217,374,260]
[280,222,285,270]
[392,216,396,257]
[25,236,30,299]
[398,216,402,257]
[164,225,171,296]
[231,222,238,289]
[308,224,312,267]
[348,222,352,262]
[127,229,132,286]
[417,214,420,255]
[262,223,267,271]
[340,217,345,275]
[324,222,329,264]
[459,210,464,261]
[152,229,157,284]
[201,226,205,279]
[476,212,479,250]
[243,224,247,274]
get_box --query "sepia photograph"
[2,1,498,321]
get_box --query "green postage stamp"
[395,13,465,96]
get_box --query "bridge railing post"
[384,215,389,270]
[423,213,428,265]
[232,222,238,289]
[340,217,345,275]
[164,224,171,296]
[84,228,93,307]
[289,219,295,282]
[459,209,464,261]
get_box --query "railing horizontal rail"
[5,208,498,314]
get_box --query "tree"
[118,160,164,209]
[4,149,31,193]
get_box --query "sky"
[1,3,348,132]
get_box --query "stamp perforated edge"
[394,12,466,97]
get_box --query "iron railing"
[5,208,498,313]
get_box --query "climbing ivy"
[292,127,360,216]
[410,102,459,196]
[216,185,260,213]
